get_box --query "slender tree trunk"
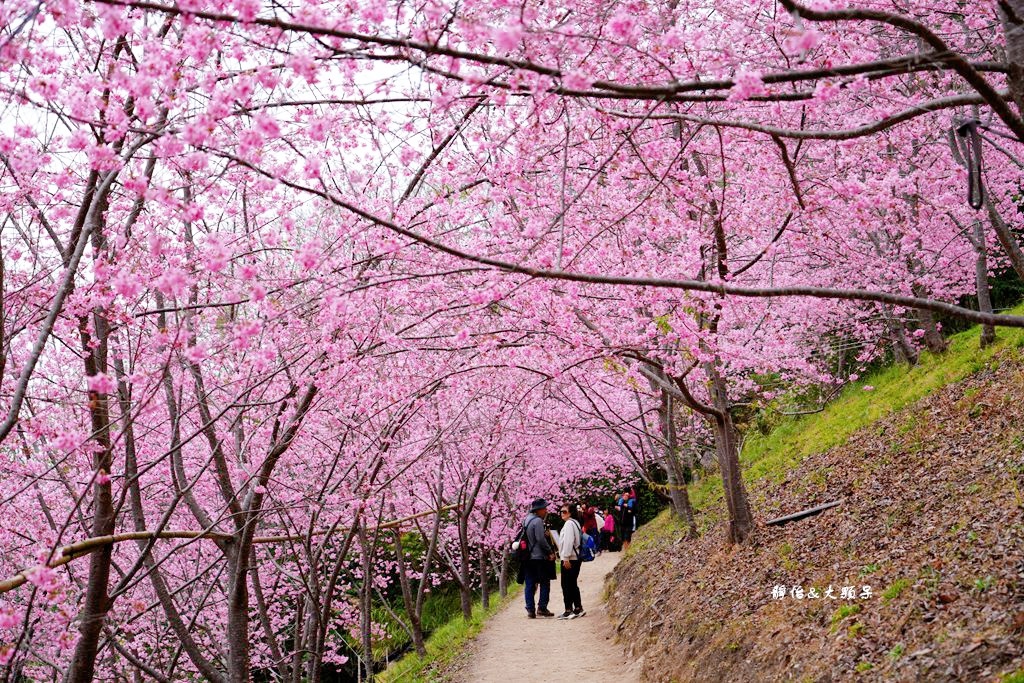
[911,286,948,353]
[250,555,284,679]
[986,196,1024,279]
[358,523,374,681]
[886,312,919,365]
[498,549,510,598]
[658,390,698,538]
[290,599,305,683]
[457,514,473,621]
[973,220,997,347]
[66,186,116,683]
[479,543,490,611]
[65,367,115,683]
[115,360,226,683]
[393,528,426,657]
[706,368,754,544]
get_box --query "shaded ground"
[607,352,1024,682]
[455,551,641,681]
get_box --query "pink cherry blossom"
[728,70,766,101]
[86,373,116,394]
[493,24,523,52]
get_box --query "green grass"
[881,578,912,602]
[830,603,861,628]
[858,563,880,577]
[371,585,490,661]
[972,575,995,592]
[683,304,1024,515]
[377,586,521,682]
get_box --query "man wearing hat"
[522,498,557,618]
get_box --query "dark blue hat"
[530,498,548,512]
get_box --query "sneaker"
[537,608,555,617]
[527,610,536,619]
[557,611,572,620]
[566,612,579,620]
[573,609,586,618]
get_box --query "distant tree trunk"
[986,195,1024,279]
[498,549,510,598]
[886,311,919,365]
[393,529,426,657]
[289,599,305,683]
[658,390,698,538]
[912,287,948,353]
[479,543,490,610]
[972,219,996,347]
[358,523,374,680]
[457,511,473,620]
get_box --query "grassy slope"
[681,306,1024,527]
[617,309,1024,681]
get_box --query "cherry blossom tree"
[2,0,1023,679]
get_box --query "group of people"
[519,498,586,620]
[582,490,637,554]
[518,490,639,620]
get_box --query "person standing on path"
[556,504,585,619]
[581,502,598,538]
[522,498,556,619]
[616,491,636,551]
[600,508,615,551]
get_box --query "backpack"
[579,531,596,562]
[511,521,529,563]
[570,519,595,562]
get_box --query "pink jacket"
[602,514,615,532]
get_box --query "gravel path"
[458,551,641,681]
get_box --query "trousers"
[524,560,550,611]
[560,559,582,612]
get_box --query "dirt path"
[457,551,641,681]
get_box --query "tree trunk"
[457,514,473,621]
[1000,0,1024,119]
[290,599,305,683]
[393,528,426,657]
[66,185,116,683]
[706,367,755,544]
[986,195,1024,280]
[886,312,919,365]
[973,220,996,347]
[658,390,698,538]
[225,547,251,683]
[498,549,509,598]
[479,543,490,611]
[912,287,948,353]
[65,369,115,683]
[358,524,374,681]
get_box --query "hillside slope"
[608,335,1024,681]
